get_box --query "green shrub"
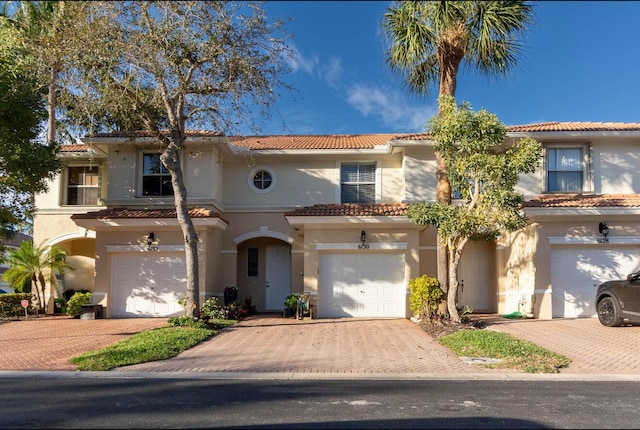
[200,297,226,320]
[199,296,246,321]
[0,293,35,318]
[284,294,298,310]
[66,292,91,317]
[168,315,206,328]
[63,288,90,302]
[409,275,443,320]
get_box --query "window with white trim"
[545,146,587,192]
[341,162,376,203]
[248,166,276,194]
[142,153,173,196]
[66,166,100,205]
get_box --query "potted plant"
[283,294,298,317]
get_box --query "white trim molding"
[315,242,408,251]
[233,226,295,245]
[48,229,96,246]
[548,236,640,245]
[105,244,185,253]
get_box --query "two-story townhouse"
[32,122,640,320]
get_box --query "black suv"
[596,271,640,326]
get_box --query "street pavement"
[0,313,639,379]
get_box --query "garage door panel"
[319,252,405,318]
[551,247,640,318]
[111,252,186,318]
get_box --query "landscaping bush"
[63,288,90,302]
[66,291,92,317]
[0,293,35,318]
[200,296,246,321]
[409,275,444,320]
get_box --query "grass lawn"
[438,328,572,373]
[70,320,236,371]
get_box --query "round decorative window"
[248,166,276,194]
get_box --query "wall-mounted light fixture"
[358,230,369,249]
[598,222,609,243]
[147,232,158,251]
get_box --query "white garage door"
[319,252,405,318]
[111,252,187,317]
[550,247,640,318]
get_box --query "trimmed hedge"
[0,293,36,319]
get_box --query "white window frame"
[248,165,276,194]
[544,143,592,193]
[338,161,379,203]
[139,152,174,197]
[63,164,101,206]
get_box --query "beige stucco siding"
[593,141,640,194]
[403,149,437,202]
[221,156,404,207]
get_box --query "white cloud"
[320,56,343,89]
[287,43,317,75]
[346,84,436,132]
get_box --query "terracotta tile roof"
[285,203,408,217]
[60,144,89,152]
[70,207,223,220]
[524,194,640,208]
[90,130,224,138]
[507,122,640,132]
[392,132,431,141]
[229,134,398,150]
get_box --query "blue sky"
[253,1,640,135]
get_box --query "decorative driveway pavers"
[0,316,166,371]
[112,317,513,375]
[1,314,639,377]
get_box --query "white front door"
[458,241,489,311]
[551,247,640,318]
[265,245,291,311]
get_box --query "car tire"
[597,296,623,327]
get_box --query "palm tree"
[382,0,534,302]
[3,241,73,312]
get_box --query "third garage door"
[318,252,406,318]
[550,246,640,318]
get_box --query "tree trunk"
[31,274,42,311]
[447,243,461,323]
[36,272,47,311]
[162,137,199,318]
[436,56,461,296]
[47,66,58,146]
[447,237,469,323]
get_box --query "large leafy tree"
[60,1,292,317]
[0,16,60,238]
[407,96,541,321]
[382,1,534,296]
[2,1,84,147]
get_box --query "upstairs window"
[142,153,173,196]
[546,147,585,192]
[341,162,375,203]
[66,166,100,205]
[248,166,276,194]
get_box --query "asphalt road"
[0,375,638,429]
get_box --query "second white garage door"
[550,246,640,318]
[318,252,406,318]
[110,252,187,318]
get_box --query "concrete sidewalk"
[1,314,639,378]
